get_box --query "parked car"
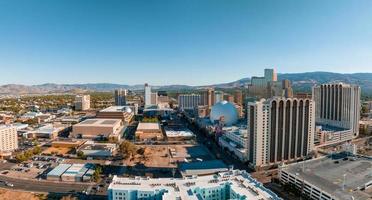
[5,182,14,187]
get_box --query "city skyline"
[1,0,372,85]
[0,1,371,200]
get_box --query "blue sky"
[0,0,372,85]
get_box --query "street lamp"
[342,174,347,191]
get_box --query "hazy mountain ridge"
[1,72,372,95]
[277,72,372,95]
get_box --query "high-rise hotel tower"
[247,97,315,168]
[313,83,360,138]
[178,94,201,110]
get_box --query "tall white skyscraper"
[114,89,127,106]
[178,94,201,110]
[312,83,361,138]
[247,97,315,168]
[144,83,152,106]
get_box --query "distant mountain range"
[1,72,372,96]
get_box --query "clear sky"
[1,0,372,86]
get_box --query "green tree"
[142,117,159,123]
[119,141,137,159]
[32,146,42,155]
[361,105,369,114]
[25,118,39,125]
[93,166,103,182]
[108,137,118,144]
[15,153,27,162]
[24,150,33,158]
[77,151,86,159]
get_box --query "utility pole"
[343,174,347,191]
[302,159,306,172]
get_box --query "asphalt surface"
[0,113,251,199]
[0,175,90,193]
[179,114,252,172]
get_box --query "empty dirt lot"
[123,144,214,168]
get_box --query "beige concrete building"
[234,103,244,118]
[359,119,372,135]
[313,83,361,140]
[150,92,158,105]
[0,125,18,156]
[75,95,90,111]
[247,97,315,169]
[71,118,124,140]
[247,68,293,98]
[234,90,243,105]
[96,106,134,124]
[135,122,163,141]
[200,88,215,107]
[223,94,234,103]
[178,94,201,110]
[197,105,210,118]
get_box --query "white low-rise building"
[20,111,44,120]
[164,126,195,141]
[218,125,249,162]
[32,124,67,139]
[79,141,117,158]
[108,170,281,200]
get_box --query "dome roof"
[210,101,238,126]
[124,107,132,113]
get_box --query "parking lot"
[1,156,64,180]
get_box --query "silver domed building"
[210,101,238,126]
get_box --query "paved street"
[0,175,107,199]
[179,114,252,172]
[0,175,90,193]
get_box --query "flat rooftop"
[360,119,372,125]
[178,160,228,176]
[35,124,63,134]
[165,127,194,137]
[80,141,116,150]
[223,125,248,137]
[99,106,133,113]
[74,118,121,127]
[316,124,348,132]
[109,170,281,200]
[137,122,160,130]
[282,153,372,200]
[0,125,15,131]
